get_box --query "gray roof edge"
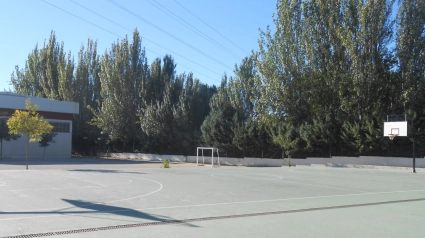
[0,92,79,114]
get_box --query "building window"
[50,122,70,133]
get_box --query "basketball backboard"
[383,121,407,137]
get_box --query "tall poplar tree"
[397,0,425,145]
[91,30,148,150]
[256,0,308,157]
[73,39,102,154]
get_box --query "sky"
[0,0,276,91]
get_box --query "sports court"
[1,158,425,237]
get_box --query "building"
[0,92,79,158]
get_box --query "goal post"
[196,147,220,167]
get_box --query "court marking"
[211,173,367,193]
[1,176,163,213]
[0,177,133,192]
[288,168,425,183]
[69,177,108,188]
[1,188,425,221]
[3,197,425,238]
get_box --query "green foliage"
[7,99,53,142]
[161,159,170,168]
[7,99,53,169]
[397,0,425,145]
[9,1,425,158]
[254,0,401,156]
[91,30,147,146]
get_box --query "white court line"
[69,177,108,188]
[0,177,133,192]
[211,174,283,181]
[211,173,366,193]
[1,177,162,213]
[280,180,367,193]
[288,169,425,182]
[1,188,425,221]
[0,186,102,192]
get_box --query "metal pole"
[413,139,417,173]
[196,147,198,166]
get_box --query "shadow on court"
[0,199,198,227]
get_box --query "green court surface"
[1,158,425,237]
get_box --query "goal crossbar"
[196,147,220,167]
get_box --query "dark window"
[50,122,70,133]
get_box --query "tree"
[255,0,309,156]
[0,118,20,160]
[7,99,53,170]
[72,39,102,155]
[11,31,74,100]
[91,30,148,151]
[396,0,425,170]
[39,132,57,160]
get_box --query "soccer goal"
[196,147,220,167]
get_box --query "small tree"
[39,132,57,160]
[7,99,53,170]
[0,118,20,160]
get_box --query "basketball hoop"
[388,134,398,140]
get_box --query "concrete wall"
[186,156,284,167]
[102,153,284,167]
[102,152,425,169]
[2,120,73,159]
[289,156,425,168]
[104,153,187,162]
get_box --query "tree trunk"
[288,154,291,167]
[329,145,332,158]
[26,136,29,170]
[43,147,46,160]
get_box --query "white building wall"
[1,119,73,159]
[0,92,79,114]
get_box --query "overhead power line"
[41,0,222,83]
[107,0,234,71]
[174,0,250,56]
[146,0,242,60]
[68,0,222,78]
[146,48,222,82]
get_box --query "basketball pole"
[412,138,416,173]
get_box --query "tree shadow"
[0,199,198,227]
[68,169,145,174]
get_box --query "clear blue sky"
[0,0,276,91]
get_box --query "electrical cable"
[107,0,234,71]
[147,0,242,60]
[69,0,222,78]
[41,0,222,83]
[174,0,249,55]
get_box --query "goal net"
[196,147,220,167]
